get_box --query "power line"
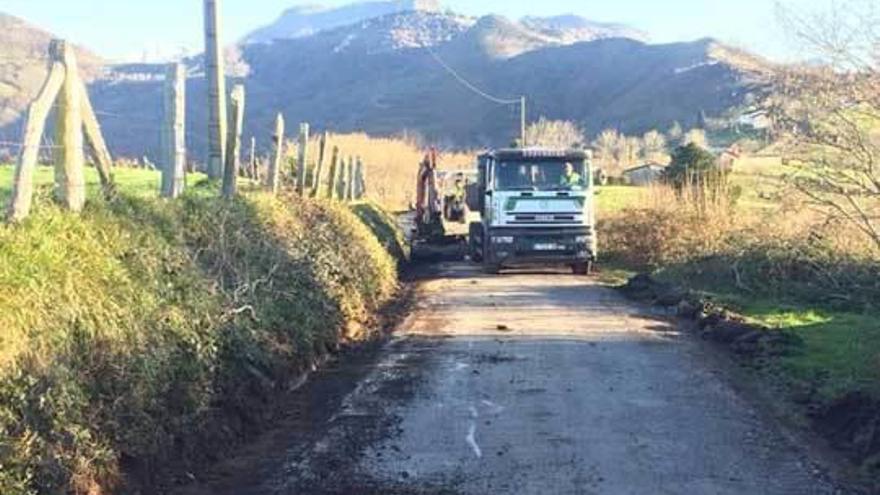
[424,46,528,144]
[424,46,521,105]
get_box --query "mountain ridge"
[0,5,768,160]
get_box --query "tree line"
[525,117,709,176]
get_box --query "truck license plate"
[534,243,562,251]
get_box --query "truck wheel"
[484,262,501,275]
[470,236,483,263]
[468,222,484,263]
[572,261,592,276]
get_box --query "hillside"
[82,10,765,159]
[0,6,766,161]
[0,14,103,140]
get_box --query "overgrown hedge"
[0,191,399,494]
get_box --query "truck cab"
[468,148,597,274]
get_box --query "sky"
[3,0,831,62]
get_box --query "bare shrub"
[525,118,585,149]
[770,0,880,253]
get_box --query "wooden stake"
[296,123,309,195]
[204,0,227,180]
[53,40,85,212]
[222,84,245,199]
[5,61,65,222]
[161,62,186,198]
[268,113,284,195]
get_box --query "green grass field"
[595,185,647,216]
[0,164,225,207]
[656,266,880,402]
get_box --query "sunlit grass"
[0,164,211,204]
[595,185,646,216]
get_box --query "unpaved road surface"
[180,263,844,495]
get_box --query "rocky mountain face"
[0,14,103,133]
[0,4,766,161]
[243,0,443,44]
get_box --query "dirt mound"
[620,273,796,356]
[812,392,880,473]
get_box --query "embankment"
[0,190,401,494]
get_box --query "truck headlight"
[492,236,515,244]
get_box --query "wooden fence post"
[53,40,86,212]
[326,146,340,200]
[311,132,328,198]
[268,113,284,195]
[222,84,245,199]
[296,123,309,195]
[161,62,186,198]
[204,0,227,180]
[5,59,65,221]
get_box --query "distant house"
[719,146,742,171]
[622,163,666,186]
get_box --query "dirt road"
[180,263,844,495]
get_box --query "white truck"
[468,148,597,274]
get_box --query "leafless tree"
[770,0,880,250]
[622,136,643,166]
[641,130,668,162]
[594,129,622,174]
[683,129,709,149]
[667,121,684,146]
[525,118,586,149]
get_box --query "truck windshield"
[494,160,587,191]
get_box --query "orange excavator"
[411,148,476,257]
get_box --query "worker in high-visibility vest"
[560,162,582,188]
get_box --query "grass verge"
[0,182,401,494]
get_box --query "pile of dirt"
[811,392,880,475]
[620,274,800,357]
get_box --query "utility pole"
[520,96,527,148]
[204,0,227,180]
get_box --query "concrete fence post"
[222,84,245,199]
[161,62,186,198]
[79,80,114,194]
[345,156,355,202]
[248,136,257,180]
[296,123,309,195]
[354,156,366,200]
[5,58,65,221]
[53,40,86,212]
[326,145,340,200]
[204,0,227,180]
[312,132,328,198]
[268,113,284,194]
